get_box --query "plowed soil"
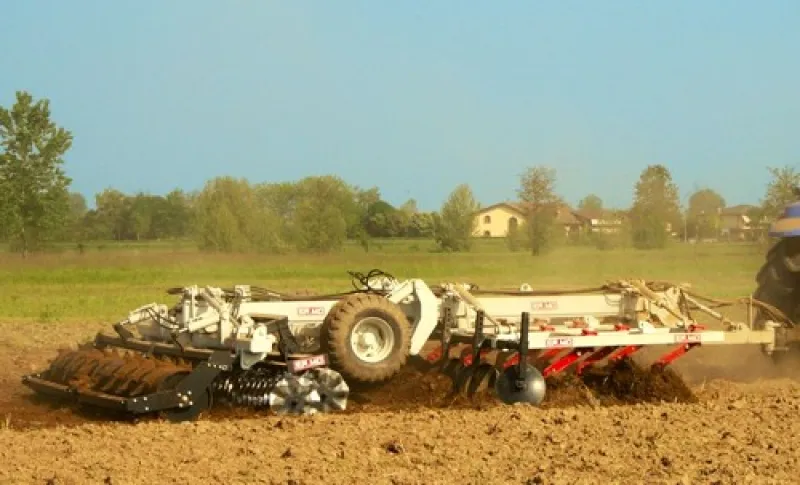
[1,324,800,484]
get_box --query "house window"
[483,230,491,237]
[483,215,491,224]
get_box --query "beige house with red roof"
[472,201,583,237]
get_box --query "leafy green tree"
[517,166,562,255]
[408,212,434,238]
[364,200,398,237]
[363,199,412,237]
[629,164,681,249]
[760,166,800,219]
[578,194,603,211]
[193,176,284,252]
[290,176,353,252]
[162,189,192,239]
[433,184,480,251]
[0,91,73,256]
[94,188,131,240]
[686,188,725,239]
[66,192,88,241]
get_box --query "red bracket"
[653,342,700,369]
[608,345,642,362]
[575,346,618,375]
[461,349,491,367]
[426,344,444,362]
[535,348,565,363]
[502,352,520,369]
[543,349,586,377]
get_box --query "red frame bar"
[607,345,642,362]
[426,344,444,362]
[575,346,618,375]
[652,342,700,369]
[461,348,492,367]
[542,348,596,377]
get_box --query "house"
[719,204,757,240]
[472,201,582,237]
[571,208,625,234]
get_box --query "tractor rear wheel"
[753,237,800,327]
[753,237,800,363]
[321,293,411,384]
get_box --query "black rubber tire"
[320,293,411,384]
[753,238,800,328]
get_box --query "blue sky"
[2,1,798,211]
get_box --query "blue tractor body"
[768,201,800,238]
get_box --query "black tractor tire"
[753,237,800,328]
[321,293,411,385]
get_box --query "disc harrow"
[19,268,800,423]
[426,304,785,407]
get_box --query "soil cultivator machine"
[20,199,800,422]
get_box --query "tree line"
[2,90,799,256]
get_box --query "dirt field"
[1,324,799,485]
[1,243,799,484]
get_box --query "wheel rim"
[349,316,395,363]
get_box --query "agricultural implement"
[20,199,800,422]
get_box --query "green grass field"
[0,238,771,324]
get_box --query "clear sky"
[2,1,798,211]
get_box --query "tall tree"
[0,91,73,256]
[94,188,131,240]
[517,166,562,255]
[761,166,800,220]
[66,192,88,241]
[578,194,603,211]
[686,188,726,239]
[291,175,354,252]
[433,184,480,251]
[193,176,284,252]
[629,164,681,249]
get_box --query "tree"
[433,184,480,251]
[408,212,434,238]
[628,164,681,249]
[364,200,400,237]
[290,175,355,252]
[578,194,603,211]
[517,166,562,255]
[193,176,284,252]
[66,192,88,241]
[686,188,725,239]
[94,188,131,240]
[0,91,73,256]
[162,189,192,239]
[761,166,800,220]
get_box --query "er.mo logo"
[297,306,325,316]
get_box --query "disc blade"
[494,364,547,405]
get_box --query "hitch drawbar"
[22,350,233,420]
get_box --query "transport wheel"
[321,293,411,384]
[753,237,800,361]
